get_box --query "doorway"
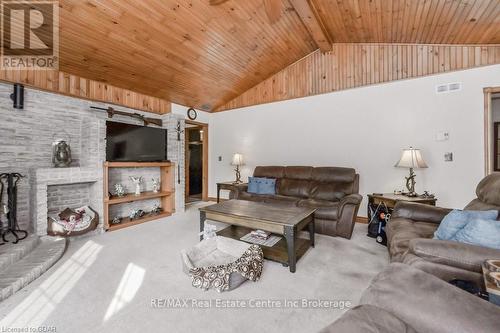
[484,87,500,175]
[185,120,208,203]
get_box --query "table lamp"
[231,153,244,184]
[395,147,428,197]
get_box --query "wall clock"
[187,107,197,120]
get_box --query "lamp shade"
[231,153,244,166]
[395,148,428,169]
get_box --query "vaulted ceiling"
[314,0,500,44]
[58,0,500,112]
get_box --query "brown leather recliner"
[320,264,500,333]
[231,166,362,239]
[387,173,500,284]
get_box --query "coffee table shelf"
[217,225,311,266]
[200,200,315,273]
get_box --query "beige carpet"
[0,202,388,333]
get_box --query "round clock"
[187,107,197,120]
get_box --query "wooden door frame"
[484,87,500,175]
[495,122,500,172]
[185,120,209,201]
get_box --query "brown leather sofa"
[320,263,500,333]
[231,166,362,239]
[387,173,500,284]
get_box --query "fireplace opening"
[46,182,99,237]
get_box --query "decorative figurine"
[421,191,435,198]
[152,178,161,193]
[129,209,146,220]
[52,139,72,168]
[200,223,217,240]
[151,204,162,215]
[113,183,126,197]
[130,176,143,196]
[111,216,121,225]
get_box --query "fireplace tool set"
[0,173,28,245]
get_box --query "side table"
[482,261,500,306]
[367,193,437,241]
[216,181,248,203]
[367,193,437,220]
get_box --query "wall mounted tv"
[106,121,168,162]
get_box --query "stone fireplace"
[31,167,103,236]
[0,83,185,234]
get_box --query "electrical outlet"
[444,152,453,162]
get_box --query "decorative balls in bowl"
[485,259,500,272]
[490,272,500,288]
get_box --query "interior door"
[185,126,204,202]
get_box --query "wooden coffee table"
[199,200,316,273]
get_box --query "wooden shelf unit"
[103,161,175,231]
[106,191,173,205]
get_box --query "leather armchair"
[391,201,451,224]
[320,264,500,333]
[404,238,500,283]
[231,166,361,239]
[387,173,500,283]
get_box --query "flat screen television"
[106,121,168,162]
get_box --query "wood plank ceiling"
[53,0,500,112]
[314,0,500,44]
[59,0,315,111]
[217,44,500,111]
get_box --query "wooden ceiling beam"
[288,0,332,52]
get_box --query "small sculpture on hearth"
[129,209,145,220]
[152,178,161,193]
[151,204,162,215]
[111,217,121,225]
[113,183,126,197]
[129,176,143,196]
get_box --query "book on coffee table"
[240,232,282,247]
[249,229,271,240]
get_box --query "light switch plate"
[218,156,222,162]
[436,132,450,141]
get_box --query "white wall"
[207,65,500,215]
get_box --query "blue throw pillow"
[433,209,499,240]
[258,178,276,195]
[247,177,259,193]
[247,177,276,195]
[451,218,500,250]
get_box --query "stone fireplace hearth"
[31,167,103,236]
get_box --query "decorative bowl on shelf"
[490,272,500,288]
[485,259,500,272]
